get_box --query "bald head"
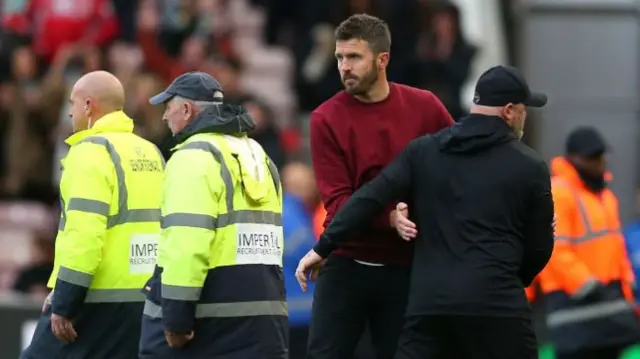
[74,71,125,111]
[282,162,318,208]
[69,71,125,132]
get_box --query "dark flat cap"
[149,72,224,105]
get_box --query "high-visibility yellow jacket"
[48,110,164,318]
[139,104,288,359]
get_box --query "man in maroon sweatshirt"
[306,14,454,359]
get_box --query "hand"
[51,313,77,344]
[164,330,194,348]
[295,250,325,292]
[391,202,417,241]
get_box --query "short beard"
[343,61,379,96]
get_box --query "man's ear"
[84,98,92,115]
[378,52,390,69]
[183,101,194,119]
[500,103,515,120]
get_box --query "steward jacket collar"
[65,111,134,146]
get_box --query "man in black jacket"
[296,65,555,359]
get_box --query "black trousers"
[394,315,538,359]
[556,345,630,359]
[307,255,410,359]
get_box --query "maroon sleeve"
[310,111,352,228]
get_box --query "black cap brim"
[149,91,174,105]
[524,92,547,108]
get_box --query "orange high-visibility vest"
[313,204,327,241]
[537,157,639,353]
[525,282,537,302]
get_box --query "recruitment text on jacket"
[139,103,288,359]
[21,110,165,359]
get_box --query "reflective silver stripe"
[162,284,202,301]
[84,288,146,303]
[67,198,110,216]
[58,197,67,231]
[218,210,282,226]
[79,136,162,228]
[573,229,618,245]
[162,210,282,230]
[162,213,217,230]
[571,278,599,300]
[180,141,235,211]
[547,298,634,328]
[143,299,288,319]
[58,266,93,287]
[554,181,621,244]
[197,300,287,317]
[106,209,160,228]
[177,141,282,228]
[266,157,281,197]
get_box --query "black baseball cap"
[149,72,224,105]
[566,126,608,157]
[473,65,547,108]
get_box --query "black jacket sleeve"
[519,160,555,286]
[313,139,419,258]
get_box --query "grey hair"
[173,92,224,112]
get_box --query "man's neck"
[354,80,390,103]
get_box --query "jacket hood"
[175,103,256,143]
[437,114,517,154]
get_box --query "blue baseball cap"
[149,72,224,105]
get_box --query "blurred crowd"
[0,0,476,306]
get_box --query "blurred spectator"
[11,231,53,300]
[244,99,286,170]
[3,0,118,63]
[295,22,341,112]
[281,161,320,358]
[157,0,214,54]
[111,0,139,42]
[107,41,144,85]
[538,127,640,359]
[136,0,233,83]
[209,57,253,105]
[129,72,171,157]
[408,1,476,119]
[2,44,64,203]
